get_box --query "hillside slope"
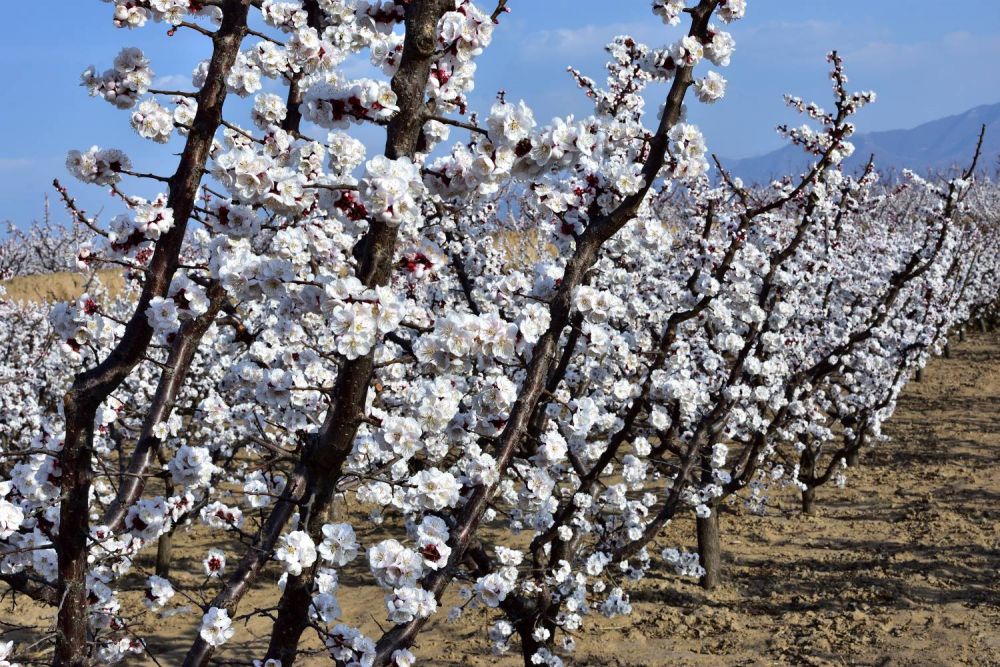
[726,102,1000,184]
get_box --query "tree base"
[697,511,721,590]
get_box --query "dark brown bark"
[845,448,860,468]
[696,510,721,590]
[802,486,817,515]
[155,454,177,578]
[181,470,307,667]
[53,4,250,664]
[52,397,94,667]
[800,447,817,516]
[516,625,543,667]
[155,532,174,578]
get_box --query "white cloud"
[843,31,1000,72]
[517,21,662,62]
[152,73,191,90]
[0,158,43,170]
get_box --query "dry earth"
[1,323,997,666]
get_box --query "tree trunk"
[262,3,458,666]
[518,627,543,667]
[800,447,818,515]
[915,368,924,382]
[155,450,176,578]
[802,485,817,515]
[943,342,951,359]
[53,401,95,667]
[846,423,867,469]
[959,327,966,342]
[697,510,721,590]
[53,3,251,663]
[155,532,173,578]
[846,448,860,468]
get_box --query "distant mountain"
[723,102,1000,184]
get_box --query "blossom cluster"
[81,47,153,109]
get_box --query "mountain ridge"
[722,102,1000,184]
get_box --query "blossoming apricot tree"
[0,1,997,666]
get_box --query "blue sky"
[2,1,999,226]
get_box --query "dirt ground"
[2,333,998,666]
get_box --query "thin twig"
[52,178,107,238]
[120,169,172,183]
[149,88,198,98]
[490,0,509,22]
[428,114,488,136]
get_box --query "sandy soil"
[3,333,998,666]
